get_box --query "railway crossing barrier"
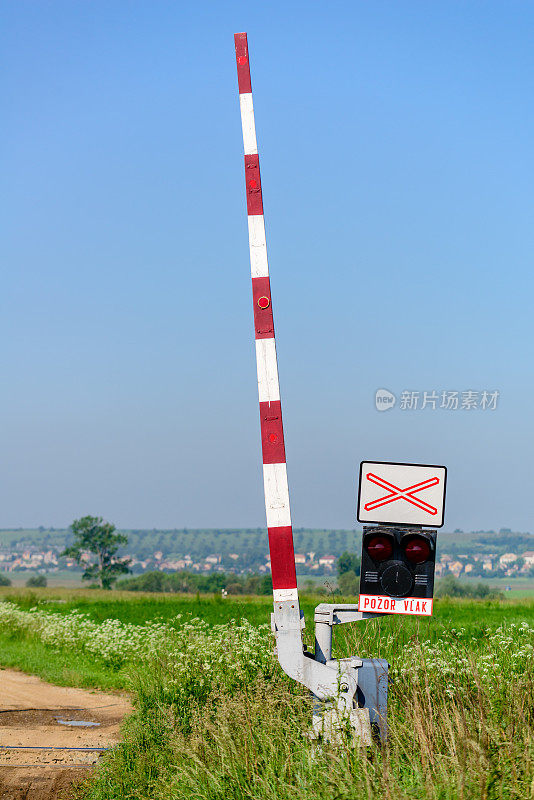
[234,33,445,745]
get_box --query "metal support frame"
[314,603,379,663]
[272,601,389,743]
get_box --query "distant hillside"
[0,527,532,562]
[0,528,360,564]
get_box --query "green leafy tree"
[226,582,243,595]
[26,575,47,587]
[337,551,361,577]
[435,575,500,599]
[0,575,11,587]
[338,570,359,596]
[62,516,130,589]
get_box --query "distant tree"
[338,570,359,596]
[242,575,261,594]
[337,551,361,577]
[242,574,272,595]
[468,562,485,577]
[117,569,272,596]
[435,576,470,597]
[0,575,11,587]
[118,570,155,593]
[258,574,273,595]
[435,575,501,599]
[118,570,167,592]
[26,575,47,588]
[62,516,130,589]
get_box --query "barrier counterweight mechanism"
[234,32,388,745]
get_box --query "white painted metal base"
[311,708,372,746]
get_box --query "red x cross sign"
[363,473,440,515]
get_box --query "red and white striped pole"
[233,38,389,740]
[234,33,299,606]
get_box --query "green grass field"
[0,588,531,800]
[1,584,532,630]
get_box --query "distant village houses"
[318,555,336,569]
[0,531,533,582]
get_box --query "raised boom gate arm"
[234,32,388,742]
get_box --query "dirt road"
[0,669,132,800]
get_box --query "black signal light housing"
[360,526,437,602]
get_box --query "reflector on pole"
[234,32,299,605]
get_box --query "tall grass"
[161,666,533,800]
[0,591,531,798]
[73,606,533,800]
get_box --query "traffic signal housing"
[359,526,437,616]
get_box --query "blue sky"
[2,1,533,531]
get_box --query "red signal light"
[366,535,393,562]
[404,537,431,564]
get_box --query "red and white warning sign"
[359,594,433,616]
[357,461,446,527]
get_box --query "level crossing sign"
[357,461,447,527]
